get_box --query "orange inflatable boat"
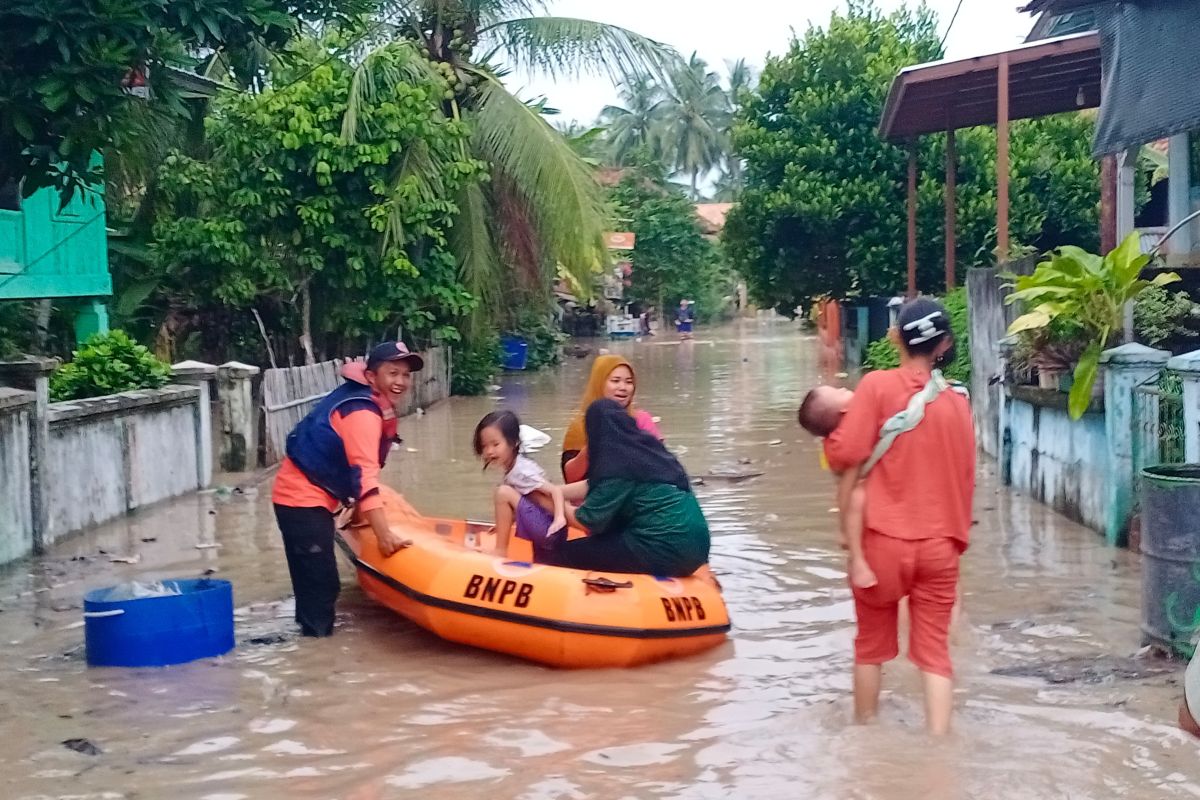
[336,487,731,668]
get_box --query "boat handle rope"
[582,576,634,593]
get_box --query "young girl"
[474,410,568,562]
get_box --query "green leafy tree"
[725,1,1102,315]
[609,165,725,317]
[0,0,361,201]
[725,2,942,314]
[149,42,483,364]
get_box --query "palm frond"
[460,0,545,28]
[341,42,445,143]
[382,137,455,252]
[450,181,501,321]
[478,16,680,84]
[468,74,609,287]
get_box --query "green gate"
[1133,370,1185,476]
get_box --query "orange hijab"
[562,354,638,453]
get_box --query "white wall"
[43,386,203,544]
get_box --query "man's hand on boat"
[365,506,413,557]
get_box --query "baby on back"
[798,385,877,589]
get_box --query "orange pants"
[852,531,960,678]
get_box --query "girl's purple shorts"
[515,496,561,562]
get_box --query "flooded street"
[2,319,1197,799]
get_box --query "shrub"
[864,335,899,371]
[451,333,500,396]
[862,288,971,385]
[50,330,172,401]
[1135,284,1199,348]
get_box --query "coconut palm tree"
[717,58,757,199]
[659,53,728,199]
[557,121,608,166]
[342,1,679,317]
[600,75,667,166]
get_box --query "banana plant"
[1004,232,1181,420]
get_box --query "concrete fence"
[0,388,35,564]
[968,264,1180,545]
[0,346,450,564]
[994,344,1169,544]
[0,358,216,564]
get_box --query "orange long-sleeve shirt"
[824,366,975,550]
[272,404,387,513]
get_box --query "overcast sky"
[516,0,1036,125]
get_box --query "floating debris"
[704,465,764,481]
[62,738,102,756]
[991,655,1177,685]
[194,543,222,550]
[108,554,142,565]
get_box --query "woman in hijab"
[561,355,662,479]
[550,399,709,577]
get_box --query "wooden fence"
[260,346,449,465]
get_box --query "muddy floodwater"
[2,319,1198,799]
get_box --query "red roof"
[695,203,733,235]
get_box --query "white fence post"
[0,357,58,553]
[1168,349,1200,463]
[172,360,218,488]
[218,361,261,473]
[1101,343,1171,546]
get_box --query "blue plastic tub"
[500,335,529,370]
[84,578,235,667]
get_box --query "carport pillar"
[1101,155,1118,252]
[907,142,918,298]
[996,53,1010,262]
[945,128,957,291]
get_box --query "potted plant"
[1004,233,1180,420]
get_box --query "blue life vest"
[285,380,392,504]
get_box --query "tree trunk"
[299,282,315,365]
[33,299,52,351]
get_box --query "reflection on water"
[2,319,1197,799]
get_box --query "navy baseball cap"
[366,341,424,372]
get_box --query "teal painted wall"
[0,166,111,300]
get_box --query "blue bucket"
[84,578,235,667]
[500,335,529,370]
